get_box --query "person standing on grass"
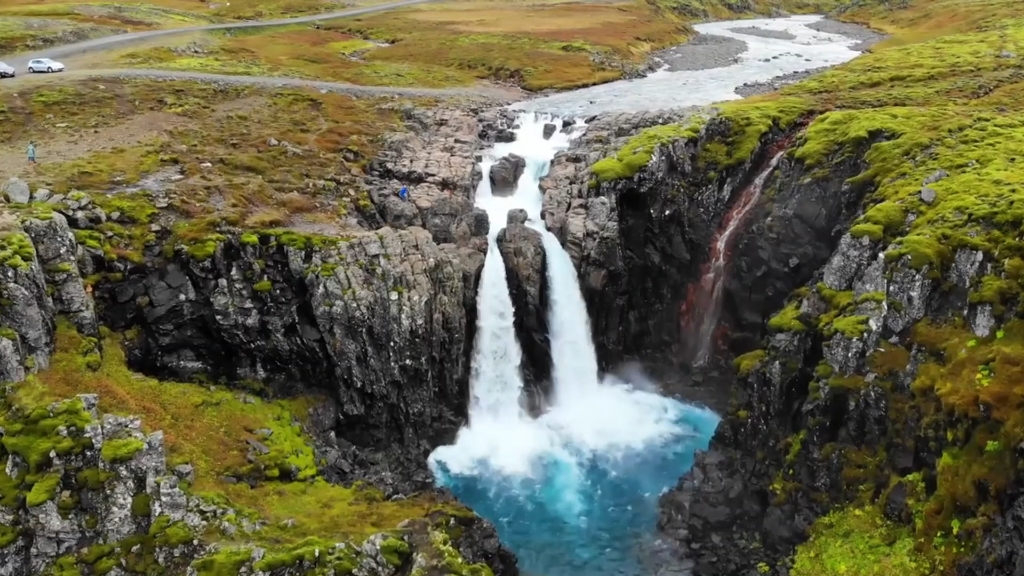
[27,141,36,164]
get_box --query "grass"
[0,79,249,144]
[791,506,934,576]
[16,320,464,546]
[0,0,381,35]
[0,3,214,54]
[2,78,407,260]
[115,0,695,91]
[592,116,707,182]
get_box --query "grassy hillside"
[591,0,1024,573]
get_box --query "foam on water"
[429,112,721,575]
[513,14,863,116]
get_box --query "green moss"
[767,301,806,333]
[185,235,226,262]
[46,556,82,576]
[379,537,410,567]
[785,431,806,464]
[791,506,933,576]
[192,548,253,576]
[734,349,767,377]
[131,493,152,517]
[885,235,949,271]
[969,275,1014,307]
[265,229,340,252]
[861,202,906,234]
[431,530,494,576]
[0,525,19,548]
[100,437,146,464]
[814,362,834,379]
[252,537,357,572]
[81,544,116,565]
[253,280,273,293]
[828,374,867,390]
[703,97,810,169]
[150,516,196,548]
[849,223,884,242]
[0,327,17,341]
[26,472,61,507]
[240,232,260,246]
[827,315,870,339]
[0,398,94,474]
[0,232,36,271]
[591,117,706,182]
[856,291,887,304]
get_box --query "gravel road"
[0,0,439,68]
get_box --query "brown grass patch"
[281,193,318,213]
[116,0,690,91]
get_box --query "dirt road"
[0,0,439,68]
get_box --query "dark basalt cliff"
[0,106,524,576]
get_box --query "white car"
[0,62,14,78]
[27,58,65,73]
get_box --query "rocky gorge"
[3,1,1024,575]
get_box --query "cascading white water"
[431,111,712,475]
[536,231,600,401]
[429,112,720,576]
[468,236,528,418]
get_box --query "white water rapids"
[428,114,707,481]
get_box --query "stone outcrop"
[2,179,31,205]
[22,213,98,337]
[640,122,1014,576]
[95,226,483,454]
[0,223,58,377]
[0,394,199,576]
[0,174,514,576]
[0,393,515,576]
[489,154,526,196]
[366,105,513,244]
[496,209,550,411]
[539,109,857,369]
[542,110,716,366]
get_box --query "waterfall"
[538,231,599,402]
[468,236,528,418]
[680,145,789,365]
[429,112,720,576]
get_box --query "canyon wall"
[0,105,521,576]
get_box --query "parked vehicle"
[27,58,65,73]
[0,62,14,78]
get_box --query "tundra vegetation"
[589,0,1024,573]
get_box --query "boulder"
[2,178,31,204]
[31,188,52,203]
[489,154,526,197]
[542,123,557,140]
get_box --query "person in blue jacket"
[399,186,409,201]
